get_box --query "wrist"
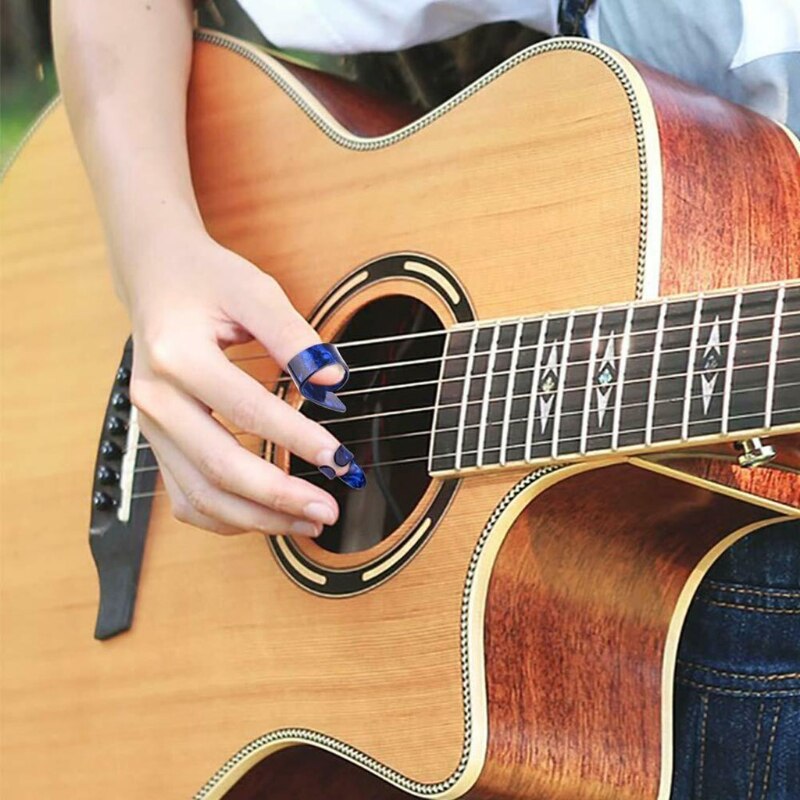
[108,210,212,309]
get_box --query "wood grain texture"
[0,39,649,798]
[188,40,646,326]
[465,60,800,800]
[1,35,798,800]
[637,62,800,514]
[641,435,800,512]
[636,62,800,294]
[466,466,779,800]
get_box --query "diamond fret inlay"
[700,315,723,415]
[538,344,559,432]
[595,334,617,427]
[429,281,798,476]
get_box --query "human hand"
[122,227,360,536]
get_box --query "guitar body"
[1,33,798,799]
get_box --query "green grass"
[0,60,59,173]
[1,111,37,168]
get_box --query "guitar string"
[299,328,800,400]
[130,353,799,450]
[129,399,800,501]
[131,356,800,446]
[126,291,800,495]
[232,322,800,396]
[270,353,800,428]
[228,302,800,369]
[129,374,800,478]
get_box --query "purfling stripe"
[191,29,657,798]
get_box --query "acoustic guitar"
[1,30,798,800]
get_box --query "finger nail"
[304,501,337,525]
[318,465,337,480]
[339,461,366,490]
[334,444,354,467]
[290,519,322,537]
[317,446,366,490]
[317,444,353,478]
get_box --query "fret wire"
[721,289,744,435]
[645,299,668,447]
[611,305,635,451]
[318,359,800,430]
[681,295,705,441]
[551,312,576,458]
[242,325,800,399]
[764,283,786,429]
[230,286,800,370]
[262,328,800,401]
[454,326,479,471]
[427,328,452,472]
[233,303,800,379]
[476,322,502,468]
[454,401,800,465]
[133,375,800,479]
[580,309,604,455]
[327,325,789,407]
[499,319,524,466]
[361,402,800,469]
[525,315,549,463]
[425,327,798,387]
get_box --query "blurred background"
[0,0,350,172]
[1,0,56,169]
[1,1,544,173]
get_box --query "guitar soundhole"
[290,295,444,554]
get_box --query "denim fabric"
[671,520,800,799]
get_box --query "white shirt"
[240,0,562,54]
[237,0,800,134]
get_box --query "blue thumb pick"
[287,344,350,413]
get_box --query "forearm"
[52,1,353,536]
[52,0,202,304]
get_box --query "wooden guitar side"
[217,476,788,800]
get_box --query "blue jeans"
[671,520,800,799]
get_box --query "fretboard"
[428,281,800,475]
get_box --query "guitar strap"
[557,0,597,37]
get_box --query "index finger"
[174,341,355,480]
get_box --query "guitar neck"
[429,280,800,475]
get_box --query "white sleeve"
[237,0,561,54]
